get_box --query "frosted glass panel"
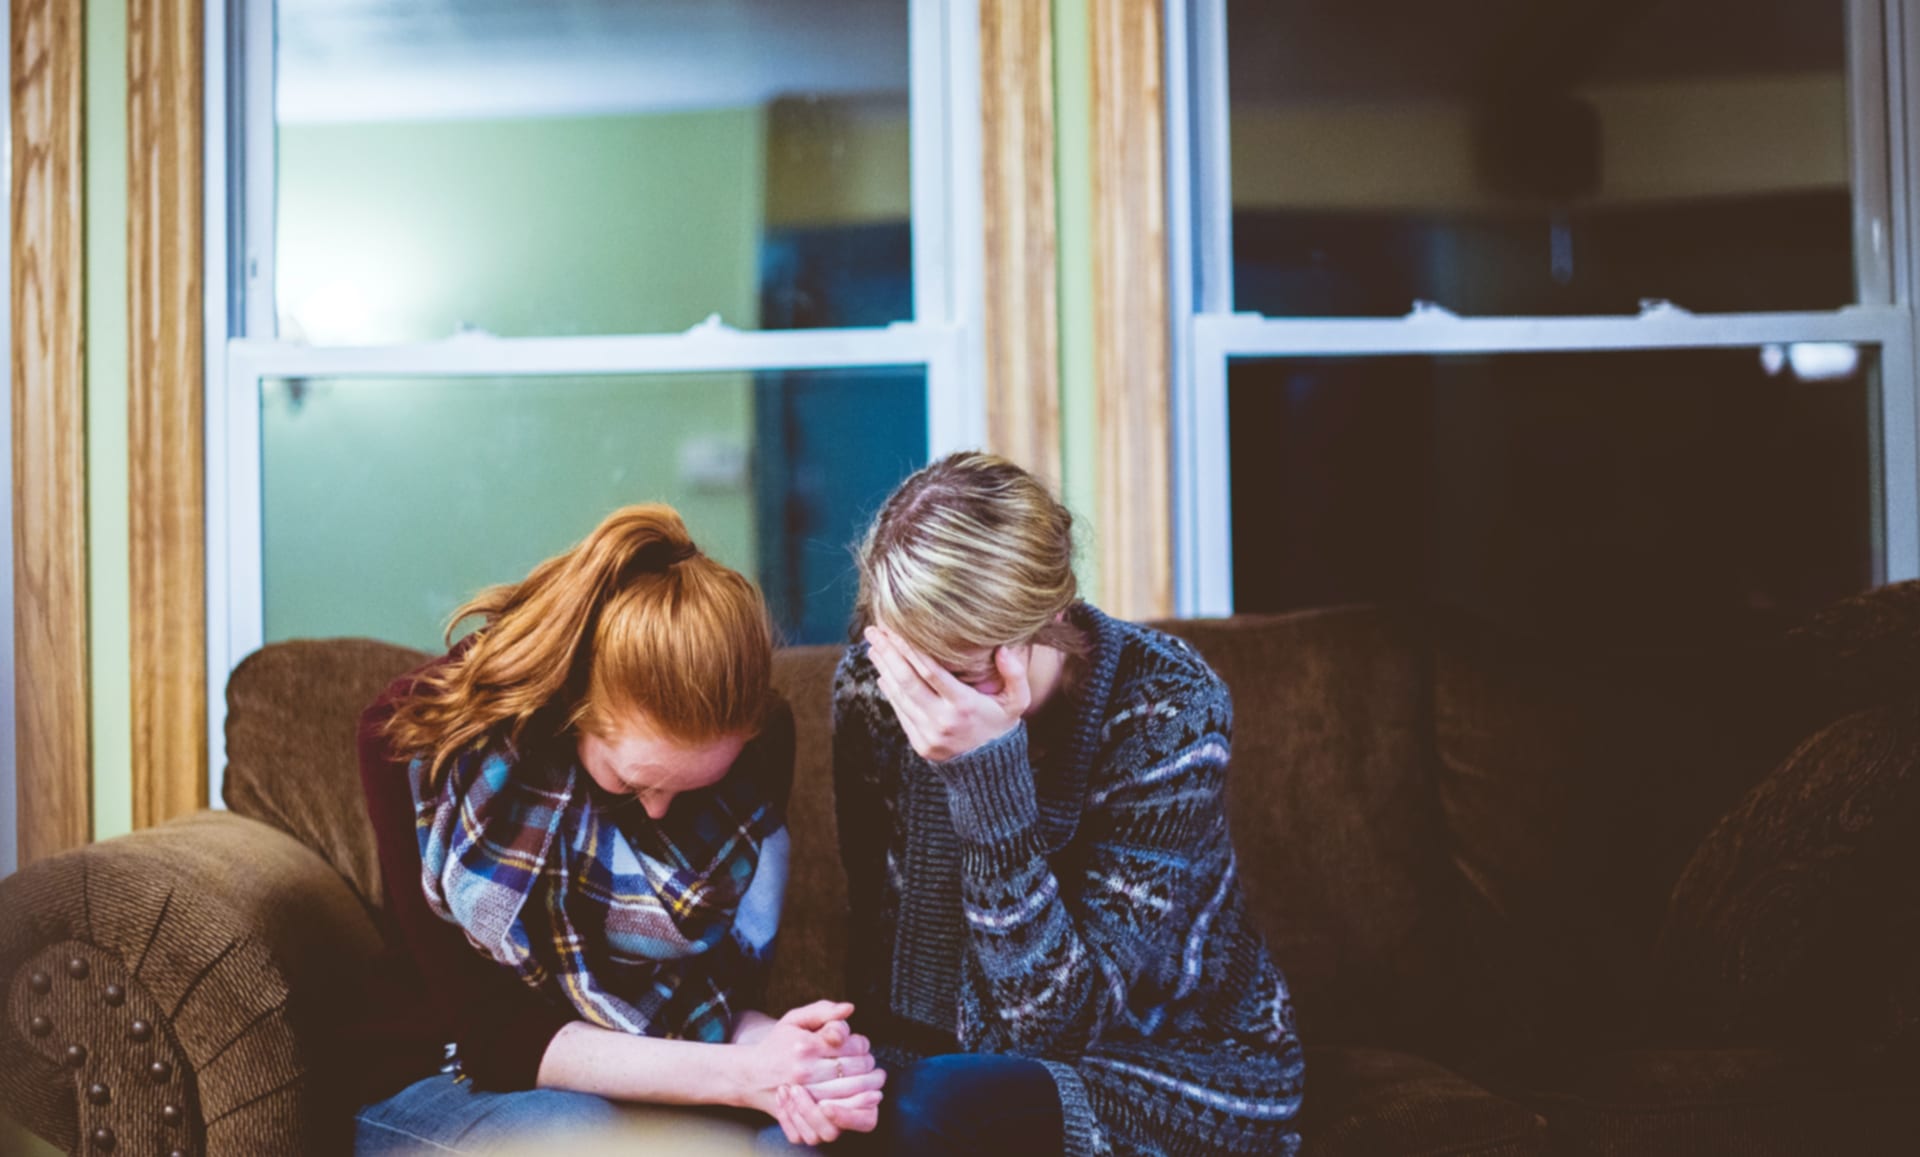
[261,367,926,649]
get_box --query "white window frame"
[204,0,987,799]
[1168,0,1920,617]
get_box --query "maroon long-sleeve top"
[343,656,576,1104]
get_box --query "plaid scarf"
[411,737,786,1043]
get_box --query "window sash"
[1180,309,1919,616]
[1169,0,1920,615]
[205,1,988,789]
[222,0,974,342]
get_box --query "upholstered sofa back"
[217,606,1790,1060]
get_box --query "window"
[1170,0,1916,637]
[208,1,985,785]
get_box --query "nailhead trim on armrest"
[9,941,205,1156]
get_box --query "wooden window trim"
[128,0,205,828]
[12,0,90,864]
[1090,0,1171,618]
[982,0,1063,487]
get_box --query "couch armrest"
[1,811,384,1156]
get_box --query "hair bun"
[643,539,699,569]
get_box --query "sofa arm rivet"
[64,1043,88,1068]
[28,1015,52,1037]
[67,957,90,980]
[86,1082,110,1106]
[90,1125,115,1151]
[28,970,51,994]
[128,1019,152,1042]
[149,1059,172,1082]
[161,1103,182,1126]
[102,983,125,1006]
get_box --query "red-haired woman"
[348,505,881,1153]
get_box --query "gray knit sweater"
[832,603,1304,1156]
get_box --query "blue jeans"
[354,1072,767,1155]
[356,1055,1061,1156]
[791,1054,1059,1157]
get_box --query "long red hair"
[385,504,773,783]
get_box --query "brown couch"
[5,594,1919,1155]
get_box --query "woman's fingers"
[807,1050,879,1085]
[799,1067,887,1101]
[816,1090,885,1111]
[772,1087,805,1146]
[820,1096,883,1135]
[864,629,926,695]
[833,1031,871,1058]
[873,666,937,754]
[783,1083,840,1145]
[883,629,972,701]
[868,630,953,714]
[778,1086,819,1146]
[779,1000,855,1030]
[993,643,1033,714]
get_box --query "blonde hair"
[386,504,773,783]
[853,452,1082,668]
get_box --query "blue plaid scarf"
[411,737,787,1043]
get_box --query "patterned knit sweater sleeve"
[831,650,894,1025]
[934,643,1238,1060]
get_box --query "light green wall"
[277,110,766,342]
[88,0,131,843]
[1054,0,1101,605]
[266,111,766,651]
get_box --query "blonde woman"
[826,454,1304,1156]
[350,506,884,1153]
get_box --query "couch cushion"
[765,645,850,1015]
[1298,1047,1547,1156]
[224,638,431,910]
[1162,608,1465,1048]
[1782,578,1920,727]
[1655,694,1920,1052]
[1529,1048,1918,1156]
[1429,611,1786,1053]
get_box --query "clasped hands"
[734,1000,884,1146]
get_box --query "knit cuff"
[1038,1058,1104,1157]
[928,724,1041,847]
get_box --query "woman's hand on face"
[864,627,1032,763]
[741,1001,887,1145]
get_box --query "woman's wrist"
[718,1043,759,1111]
[931,725,1041,844]
[730,1008,777,1046]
